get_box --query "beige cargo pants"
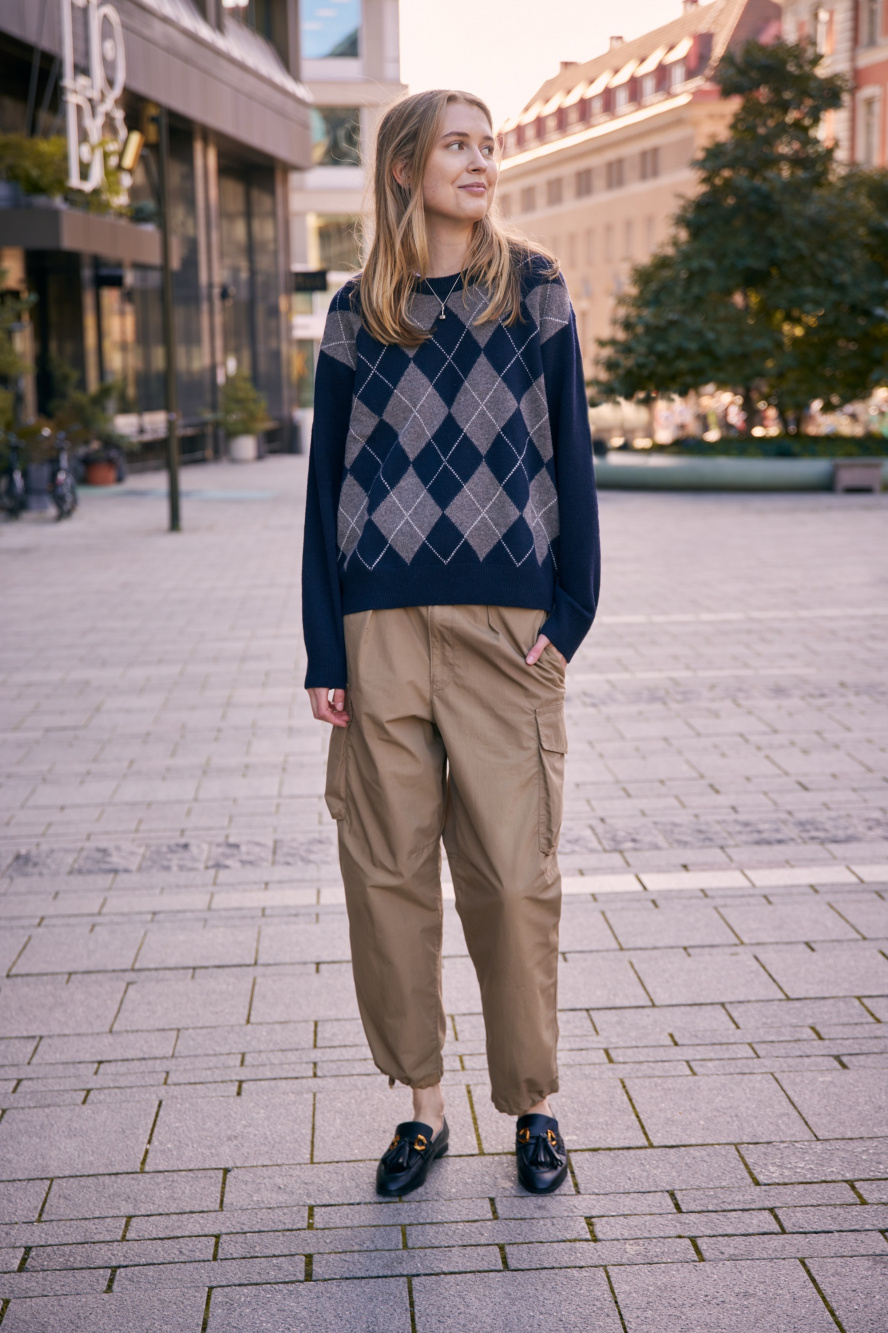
[324,604,566,1116]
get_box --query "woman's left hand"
[525,634,566,668]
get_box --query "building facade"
[0,0,311,455]
[780,0,888,166]
[287,0,404,415]
[496,0,780,367]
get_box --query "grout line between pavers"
[604,1267,630,1333]
[799,1257,847,1331]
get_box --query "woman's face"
[415,101,498,227]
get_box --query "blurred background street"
[0,459,886,1331]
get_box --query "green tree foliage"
[594,41,888,430]
[218,371,267,437]
[0,270,34,432]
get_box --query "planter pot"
[229,433,258,462]
[85,460,118,486]
[594,453,837,491]
[25,461,52,510]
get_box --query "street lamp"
[122,110,181,533]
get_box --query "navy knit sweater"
[302,258,601,689]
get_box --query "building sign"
[60,0,129,195]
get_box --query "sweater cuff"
[540,585,595,663]
[304,656,348,691]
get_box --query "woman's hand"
[308,687,350,727]
[525,635,566,668]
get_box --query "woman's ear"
[392,157,411,189]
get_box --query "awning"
[635,45,668,77]
[663,35,693,64]
[561,80,589,107]
[609,58,640,88]
[0,206,162,266]
[582,69,614,98]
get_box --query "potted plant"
[218,371,267,462]
[50,365,132,485]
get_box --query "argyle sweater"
[302,258,601,689]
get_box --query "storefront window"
[301,0,361,57]
[291,339,315,408]
[308,214,362,271]
[311,107,361,166]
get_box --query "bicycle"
[0,433,27,519]
[50,431,78,520]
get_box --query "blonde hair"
[357,89,559,348]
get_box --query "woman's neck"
[424,216,474,277]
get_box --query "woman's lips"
[460,184,487,193]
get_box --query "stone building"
[496,0,780,366]
[0,0,311,454]
[780,0,888,166]
[288,0,404,415]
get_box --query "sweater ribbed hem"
[340,564,555,620]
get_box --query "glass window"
[546,178,563,206]
[310,215,362,270]
[606,158,624,189]
[575,167,593,197]
[641,72,657,100]
[311,107,361,166]
[301,0,361,58]
[615,84,630,111]
[520,186,536,212]
[862,97,879,164]
[670,60,686,89]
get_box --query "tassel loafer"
[376,1118,449,1196]
[515,1113,568,1194]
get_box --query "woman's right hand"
[308,687,350,727]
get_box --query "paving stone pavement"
[0,457,886,1331]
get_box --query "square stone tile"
[0,977,126,1037]
[208,1279,411,1331]
[412,1269,623,1332]
[775,1069,888,1138]
[114,973,254,1030]
[135,925,258,970]
[807,1256,888,1333]
[754,944,888,999]
[571,1145,751,1195]
[718,902,860,944]
[624,1072,813,1145]
[604,905,738,949]
[610,1257,838,1332]
[147,1087,313,1171]
[1,1290,208,1332]
[0,1102,158,1179]
[630,950,782,1005]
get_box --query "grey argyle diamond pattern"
[372,467,443,562]
[451,356,520,454]
[381,363,450,460]
[445,462,520,559]
[327,271,571,573]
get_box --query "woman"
[302,89,600,1196]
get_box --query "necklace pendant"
[439,306,446,319]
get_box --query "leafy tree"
[594,41,888,431]
[0,270,34,432]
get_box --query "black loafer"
[516,1113,568,1194]
[376,1118,449,1197]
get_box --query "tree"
[594,41,888,431]
[0,270,34,432]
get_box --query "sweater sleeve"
[535,274,601,662]
[301,284,360,689]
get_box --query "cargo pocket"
[536,702,567,855]
[324,723,349,821]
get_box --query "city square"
[0,458,885,1330]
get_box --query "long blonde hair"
[357,89,559,348]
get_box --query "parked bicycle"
[0,433,27,519]
[50,431,78,520]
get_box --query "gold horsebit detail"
[517,1128,559,1147]
[387,1133,429,1153]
